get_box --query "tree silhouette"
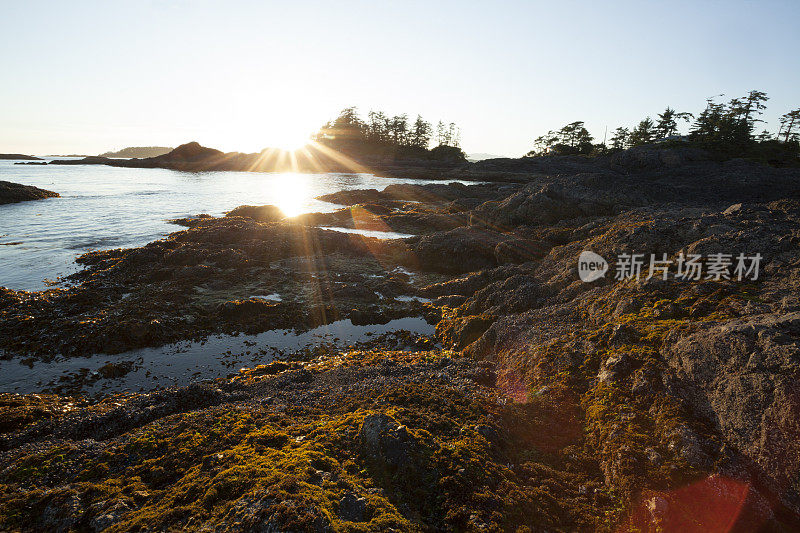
[655,108,693,140]
[628,118,655,146]
[411,115,433,149]
[526,121,593,156]
[778,109,800,143]
[314,107,463,161]
[609,127,630,150]
[527,91,798,164]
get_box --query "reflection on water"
[0,160,465,290]
[0,317,435,396]
[320,226,415,239]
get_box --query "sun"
[267,173,310,217]
[270,133,311,152]
[262,124,313,152]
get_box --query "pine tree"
[778,109,800,143]
[628,118,655,146]
[609,127,630,150]
[654,108,693,139]
[655,108,677,139]
[410,115,432,149]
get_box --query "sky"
[1,0,799,157]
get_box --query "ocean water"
[0,159,455,291]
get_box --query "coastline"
[1,146,800,530]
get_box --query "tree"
[690,91,769,148]
[434,121,461,147]
[314,107,462,161]
[389,114,409,146]
[366,111,389,144]
[609,127,629,150]
[628,118,655,147]
[410,115,432,149]
[315,107,366,143]
[778,109,800,143]
[436,121,447,146]
[733,90,769,133]
[526,121,593,156]
[690,97,726,140]
[447,122,461,148]
[654,108,693,139]
[755,130,773,143]
[559,121,592,149]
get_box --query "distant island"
[0,154,42,161]
[49,108,468,175]
[99,146,174,158]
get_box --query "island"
[99,146,174,158]
[0,154,42,161]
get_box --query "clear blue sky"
[2,0,798,156]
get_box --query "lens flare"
[267,173,310,217]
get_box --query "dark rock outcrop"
[225,204,286,222]
[0,181,59,205]
[0,154,42,160]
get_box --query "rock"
[494,238,550,264]
[217,298,282,320]
[665,312,800,503]
[90,502,130,532]
[436,315,494,351]
[434,294,468,308]
[360,413,417,469]
[0,153,42,160]
[317,189,387,206]
[169,213,213,227]
[225,204,285,222]
[608,324,640,345]
[610,146,709,172]
[0,180,59,205]
[247,361,291,376]
[653,301,685,319]
[470,181,624,229]
[597,353,633,384]
[97,361,134,379]
[613,298,643,317]
[723,203,743,216]
[338,493,367,521]
[411,227,504,273]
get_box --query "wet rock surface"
[2,147,800,530]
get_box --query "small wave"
[64,237,126,250]
[124,190,169,196]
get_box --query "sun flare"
[269,134,311,152]
[268,173,310,217]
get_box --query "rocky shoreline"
[0,180,59,205]
[1,147,800,530]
